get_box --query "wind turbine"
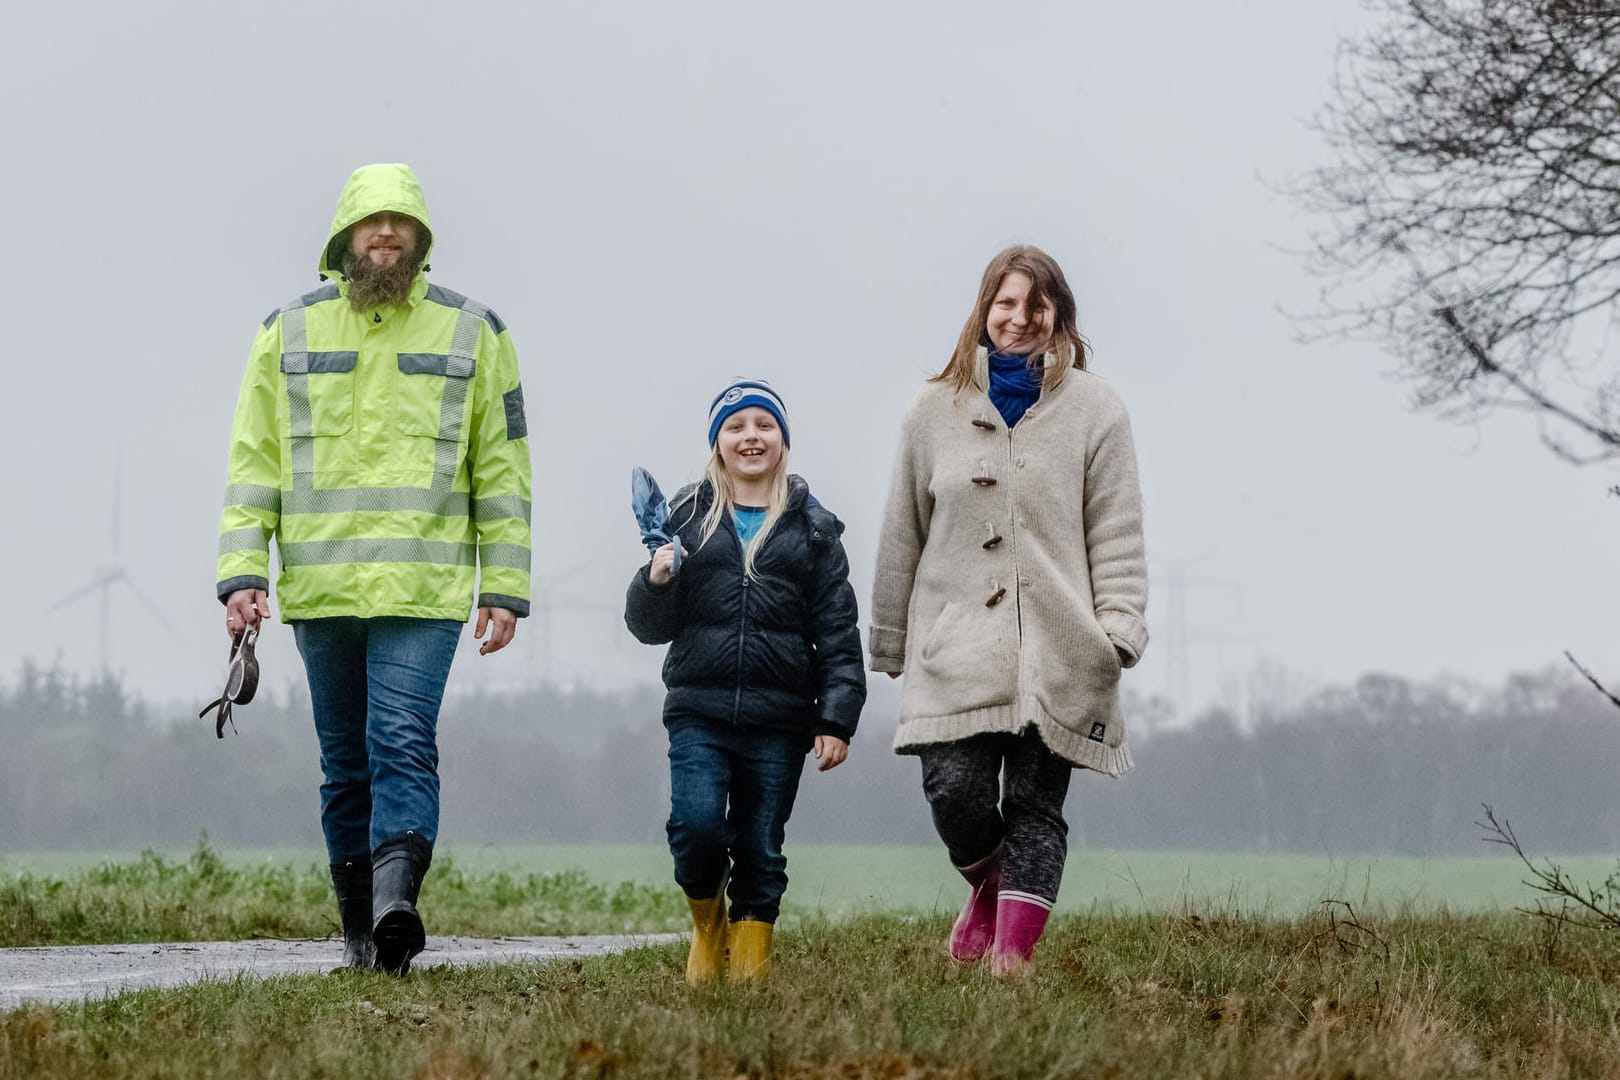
[46,459,185,675]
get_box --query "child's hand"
[813,735,849,771]
[648,543,677,586]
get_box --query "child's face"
[716,407,785,488]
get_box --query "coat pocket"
[393,353,476,440]
[1045,616,1122,709]
[281,351,356,437]
[918,602,963,668]
[911,599,1017,711]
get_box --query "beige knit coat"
[869,349,1148,775]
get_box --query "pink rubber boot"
[989,891,1053,976]
[948,846,1002,963]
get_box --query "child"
[625,379,866,983]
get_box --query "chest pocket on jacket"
[393,354,476,441]
[282,351,357,437]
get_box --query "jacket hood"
[319,163,435,280]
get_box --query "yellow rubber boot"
[728,920,773,981]
[685,892,728,985]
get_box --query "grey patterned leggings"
[917,727,1073,903]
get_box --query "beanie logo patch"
[708,378,789,448]
[1088,722,1107,743]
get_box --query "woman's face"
[985,271,1053,354]
[716,407,785,487]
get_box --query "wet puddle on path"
[0,934,680,1009]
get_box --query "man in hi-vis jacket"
[215,163,532,974]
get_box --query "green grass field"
[5,844,1620,1077]
[5,842,1613,920]
[5,908,1620,1078]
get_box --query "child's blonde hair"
[697,445,790,581]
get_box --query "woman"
[869,245,1147,975]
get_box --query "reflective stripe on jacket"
[216,164,531,621]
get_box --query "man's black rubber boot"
[371,831,432,976]
[329,858,376,970]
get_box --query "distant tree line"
[0,661,1615,855]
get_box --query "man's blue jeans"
[665,722,810,924]
[292,617,461,862]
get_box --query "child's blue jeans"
[665,722,810,923]
[292,616,462,862]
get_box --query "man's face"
[348,211,420,269]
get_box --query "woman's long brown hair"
[931,244,1088,394]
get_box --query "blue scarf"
[987,349,1042,428]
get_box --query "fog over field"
[3,1,1617,870]
[4,667,1617,857]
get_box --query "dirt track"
[0,933,680,1010]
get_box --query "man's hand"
[475,606,517,656]
[813,735,849,772]
[225,589,271,639]
[648,543,676,586]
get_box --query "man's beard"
[343,250,421,311]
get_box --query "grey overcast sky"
[4,1,1615,721]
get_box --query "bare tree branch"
[1313,899,1391,959]
[1292,0,1620,463]
[1478,803,1620,932]
[1564,650,1620,709]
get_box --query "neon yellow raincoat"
[216,164,531,620]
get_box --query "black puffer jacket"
[624,475,866,740]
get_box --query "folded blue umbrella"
[630,466,682,575]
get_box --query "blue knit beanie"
[708,379,790,448]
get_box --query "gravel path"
[0,933,681,1009]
